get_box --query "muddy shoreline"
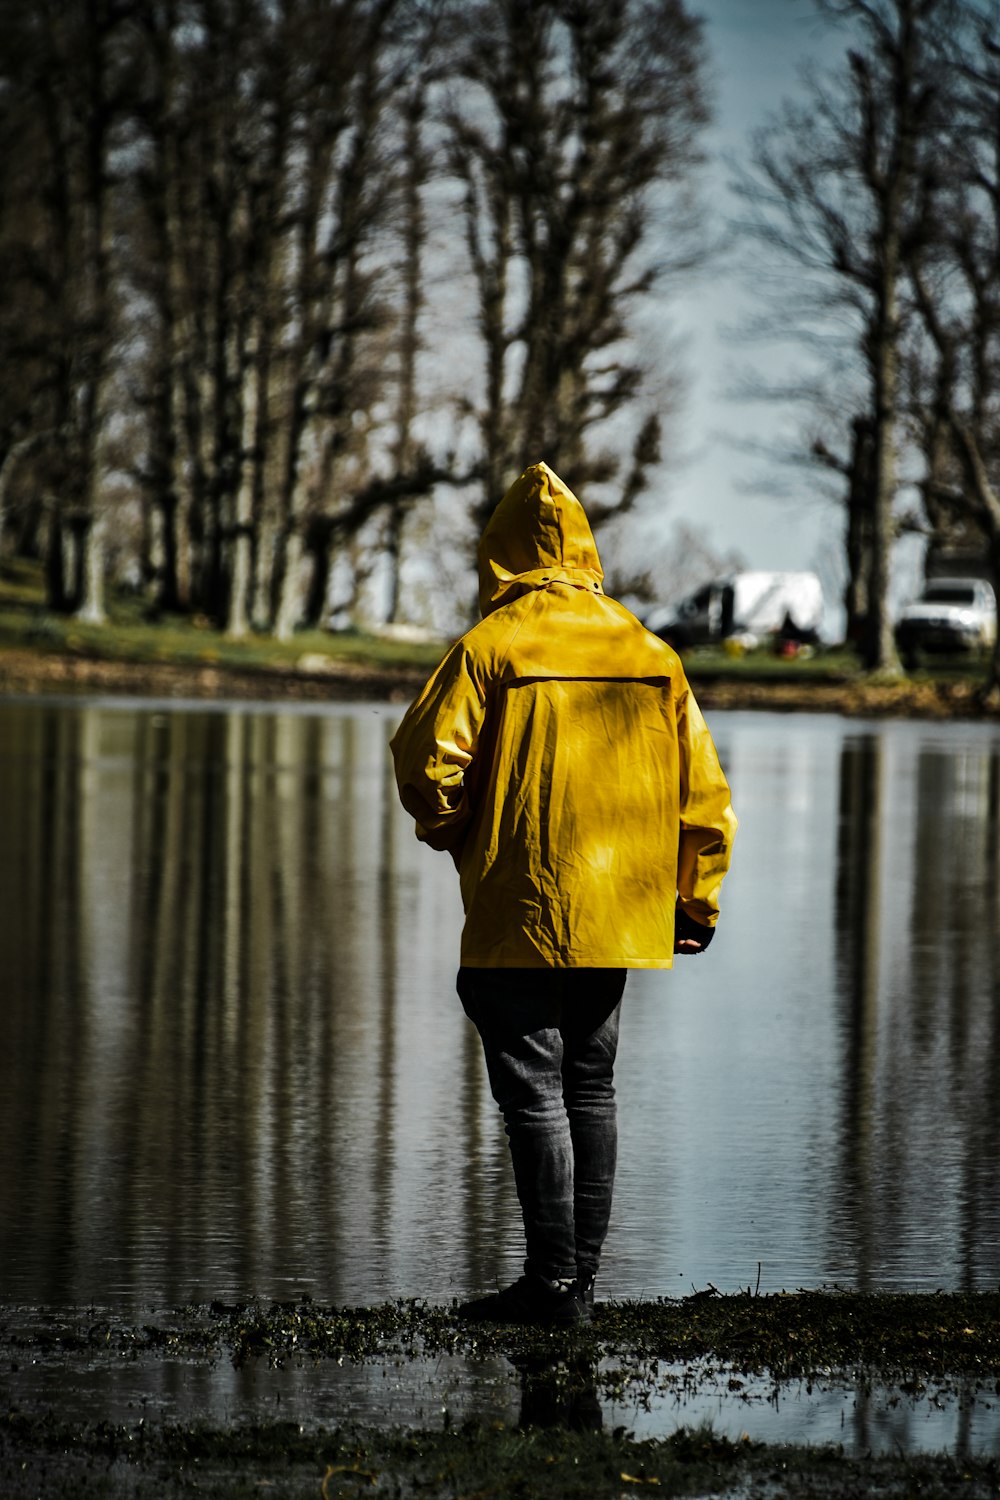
[0,645,427,703]
[4,1293,1000,1497]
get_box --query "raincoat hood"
[478,462,605,617]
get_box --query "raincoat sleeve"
[389,640,488,857]
[675,680,737,927]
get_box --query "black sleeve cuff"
[675,906,715,949]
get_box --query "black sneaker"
[457,1274,588,1327]
[576,1272,596,1312]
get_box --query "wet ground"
[4,1292,1000,1497]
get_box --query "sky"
[659,0,925,625]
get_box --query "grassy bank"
[3,559,999,716]
[0,559,440,702]
[3,1291,1000,1498]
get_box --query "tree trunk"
[863,260,902,673]
[226,332,258,639]
[273,526,304,642]
[842,417,872,645]
[226,525,253,639]
[255,517,279,630]
[0,432,53,565]
[71,0,118,628]
[385,93,427,623]
[384,506,404,625]
[304,523,333,628]
[74,512,106,624]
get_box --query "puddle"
[5,1338,1000,1459]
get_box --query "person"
[390,461,736,1326]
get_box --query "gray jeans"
[458,967,626,1285]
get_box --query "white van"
[645,571,824,650]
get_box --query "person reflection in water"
[391,462,737,1326]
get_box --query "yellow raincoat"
[390,462,736,968]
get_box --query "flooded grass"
[9,1288,998,1379]
[4,1292,1000,1497]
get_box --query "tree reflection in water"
[0,702,998,1314]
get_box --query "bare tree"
[1,0,707,635]
[737,0,954,671]
[443,0,708,523]
[270,0,406,639]
[903,9,1000,694]
[383,83,432,625]
[122,0,439,637]
[277,0,464,634]
[0,0,135,618]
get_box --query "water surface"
[1,700,998,1312]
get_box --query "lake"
[4,693,1000,1457]
[2,696,998,1316]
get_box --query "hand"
[674,905,715,954]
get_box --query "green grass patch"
[677,641,997,685]
[0,559,446,678]
[679,644,863,681]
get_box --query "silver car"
[895,577,997,662]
